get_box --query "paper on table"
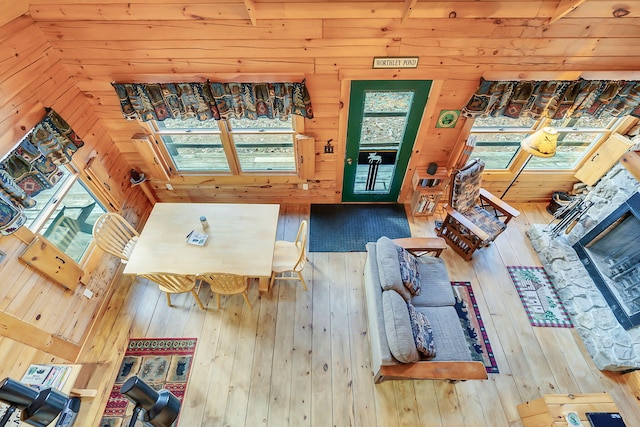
[187,231,209,246]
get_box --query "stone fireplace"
[528,138,640,371]
[574,192,640,330]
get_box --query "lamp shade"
[520,127,558,158]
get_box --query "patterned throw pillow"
[406,303,436,359]
[397,246,421,295]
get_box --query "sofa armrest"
[392,237,447,257]
[479,188,520,224]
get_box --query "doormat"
[100,338,197,427]
[309,204,410,252]
[507,266,573,328]
[452,282,499,374]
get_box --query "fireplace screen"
[574,192,640,330]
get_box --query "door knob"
[346,158,353,165]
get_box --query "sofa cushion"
[407,303,436,358]
[418,306,473,362]
[397,245,421,295]
[410,257,456,307]
[376,237,412,302]
[364,242,395,366]
[382,290,420,363]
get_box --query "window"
[24,165,106,264]
[152,117,297,173]
[469,113,622,170]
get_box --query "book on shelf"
[417,194,436,213]
[21,364,73,391]
[419,178,441,188]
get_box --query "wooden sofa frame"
[368,238,489,383]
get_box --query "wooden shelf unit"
[409,167,450,216]
[517,393,621,426]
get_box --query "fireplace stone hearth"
[527,139,640,371]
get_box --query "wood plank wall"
[0,0,640,375]
[20,0,640,205]
[0,15,151,365]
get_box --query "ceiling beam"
[402,0,419,24]
[243,0,257,26]
[548,0,587,24]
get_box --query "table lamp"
[0,378,68,427]
[120,376,181,427]
[501,126,558,199]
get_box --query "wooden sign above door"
[372,57,419,69]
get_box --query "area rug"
[451,282,499,374]
[100,338,197,427]
[309,204,410,252]
[507,266,573,328]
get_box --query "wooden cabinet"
[517,393,621,426]
[409,168,450,216]
[575,133,634,186]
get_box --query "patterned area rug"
[309,204,410,252]
[507,266,573,328]
[451,282,499,374]
[100,338,197,427]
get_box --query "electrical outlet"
[302,183,309,190]
[83,288,94,299]
[166,183,174,190]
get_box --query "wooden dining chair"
[92,212,140,263]
[138,273,205,310]
[196,273,252,310]
[269,219,308,291]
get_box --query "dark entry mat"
[309,204,411,252]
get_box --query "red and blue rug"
[452,282,499,374]
[100,338,197,427]
[507,266,573,328]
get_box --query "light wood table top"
[124,203,280,290]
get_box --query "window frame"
[467,114,626,173]
[150,116,301,175]
[24,163,107,265]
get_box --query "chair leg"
[269,271,277,289]
[191,290,205,310]
[297,271,308,291]
[242,291,253,310]
[216,294,221,309]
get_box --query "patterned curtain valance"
[461,78,640,120]
[112,80,314,122]
[0,108,84,235]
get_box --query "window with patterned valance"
[112,80,315,176]
[0,108,86,235]
[459,79,640,172]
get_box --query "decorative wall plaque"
[372,57,419,69]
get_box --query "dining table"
[123,203,280,292]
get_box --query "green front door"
[342,80,431,202]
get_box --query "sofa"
[363,236,488,383]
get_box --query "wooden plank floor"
[75,203,640,426]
